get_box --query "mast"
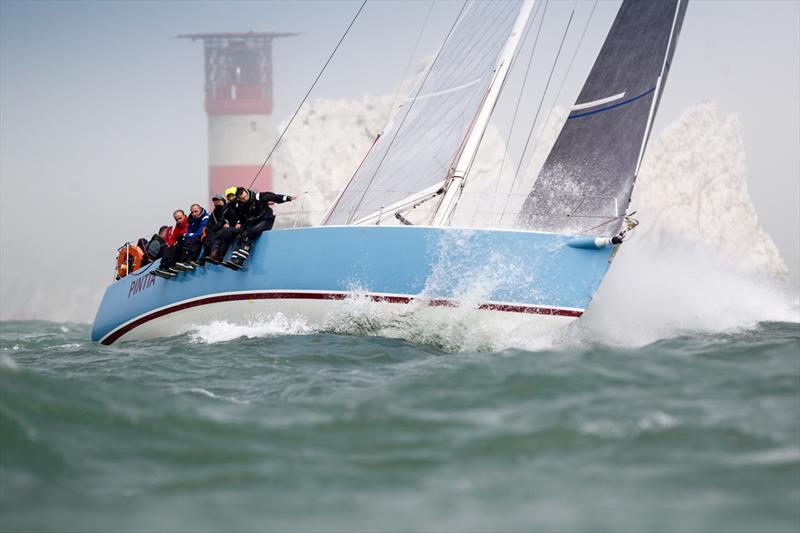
[431,0,536,226]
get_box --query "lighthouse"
[179,32,296,198]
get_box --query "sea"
[2,294,799,532]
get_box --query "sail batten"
[571,92,627,111]
[517,0,688,237]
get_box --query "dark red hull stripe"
[101,292,583,345]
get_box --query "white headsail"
[323,1,530,226]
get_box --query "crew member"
[139,225,170,266]
[208,186,244,264]
[174,204,209,270]
[226,187,295,269]
[201,194,230,265]
[154,209,188,276]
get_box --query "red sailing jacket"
[166,217,188,246]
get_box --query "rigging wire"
[491,0,548,199]
[346,0,469,224]
[525,0,599,172]
[499,0,598,226]
[501,6,575,218]
[246,0,368,190]
[555,0,599,104]
[381,0,436,131]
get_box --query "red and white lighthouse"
[179,32,295,197]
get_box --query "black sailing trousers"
[159,244,181,269]
[235,218,275,255]
[179,239,202,262]
[207,227,240,259]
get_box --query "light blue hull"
[92,226,614,344]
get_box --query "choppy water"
[1,318,798,533]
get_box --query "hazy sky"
[1,0,798,321]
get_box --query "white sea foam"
[188,314,314,344]
[580,411,681,439]
[186,387,250,405]
[46,343,83,351]
[325,296,501,353]
[310,278,495,352]
[637,411,680,431]
[577,236,799,347]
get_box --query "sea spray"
[579,237,799,347]
[188,315,314,344]
[569,103,798,347]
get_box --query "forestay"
[517,0,688,236]
[324,0,524,226]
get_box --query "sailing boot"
[232,242,252,261]
[151,268,175,279]
[205,248,223,265]
[222,255,244,271]
[231,235,252,259]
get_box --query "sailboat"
[92,0,687,345]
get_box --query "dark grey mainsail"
[517,0,687,236]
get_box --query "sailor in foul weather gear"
[205,187,244,264]
[174,204,210,271]
[225,187,295,270]
[153,209,188,277]
[201,194,230,265]
[139,225,170,267]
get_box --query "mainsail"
[517,0,688,236]
[323,0,525,226]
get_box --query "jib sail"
[323,1,525,226]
